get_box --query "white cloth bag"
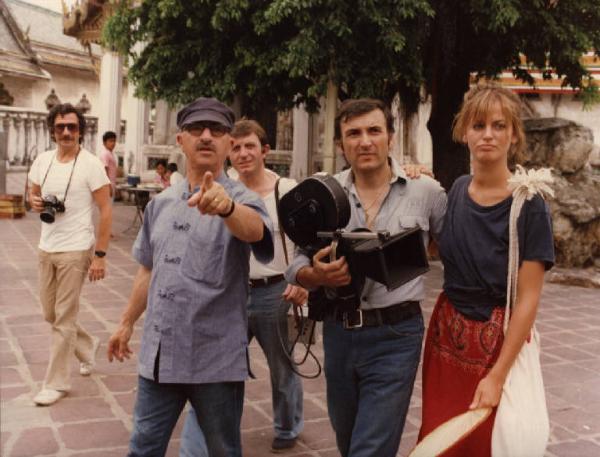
[491,166,553,457]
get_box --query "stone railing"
[0,106,101,166]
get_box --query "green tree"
[424,0,600,189]
[104,0,600,189]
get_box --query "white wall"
[527,93,600,144]
[2,77,36,108]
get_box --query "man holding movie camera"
[28,103,112,406]
[285,98,447,457]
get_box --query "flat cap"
[176,97,235,130]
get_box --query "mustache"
[195,142,216,152]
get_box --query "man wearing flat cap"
[107,97,274,457]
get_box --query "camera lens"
[40,207,56,224]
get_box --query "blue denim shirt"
[285,158,447,309]
[133,175,274,383]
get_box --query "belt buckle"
[343,309,363,330]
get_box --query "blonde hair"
[452,82,526,165]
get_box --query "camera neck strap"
[41,148,80,203]
[274,177,290,266]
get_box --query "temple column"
[124,87,149,176]
[153,100,169,145]
[290,105,310,181]
[96,51,123,153]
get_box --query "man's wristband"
[219,199,235,218]
[94,250,106,258]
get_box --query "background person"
[417,83,554,456]
[180,119,306,455]
[28,103,112,406]
[99,130,118,238]
[99,131,118,198]
[154,159,170,188]
[285,98,447,457]
[166,162,185,186]
[107,98,274,457]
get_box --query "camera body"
[40,194,65,224]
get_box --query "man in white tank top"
[28,104,112,406]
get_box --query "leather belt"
[249,274,285,288]
[331,301,421,329]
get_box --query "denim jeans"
[247,280,303,439]
[128,376,243,457]
[180,281,303,456]
[323,311,424,457]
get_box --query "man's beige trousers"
[38,249,96,391]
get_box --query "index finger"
[107,339,117,362]
[469,389,482,410]
[201,171,214,192]
[187,190,203,207]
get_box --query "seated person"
[154,160,170,188]
[166,162,185,186]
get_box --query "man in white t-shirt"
[28,104,112,406]
[180,119,307,454]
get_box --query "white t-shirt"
[248,174,297,279]
[170,171,185,186]
[28,148,110,252]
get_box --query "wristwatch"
[94,250,106,258]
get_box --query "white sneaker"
[80,337,100,376]
[33,388,66,406]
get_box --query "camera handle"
[324,229,391,262]
[330,237,339,262]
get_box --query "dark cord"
[276,299,322,379]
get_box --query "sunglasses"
[184,122,230,138]
[54,123,80,133]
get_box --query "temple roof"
[0,0,48,79]
[3,0,100,72]
[495,53,600,94]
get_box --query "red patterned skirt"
[418,293,505,457]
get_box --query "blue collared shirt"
[132,175,273,383]
[285,158,447,309]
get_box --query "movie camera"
[278,174,430,322]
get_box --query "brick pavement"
[1,174,600,456]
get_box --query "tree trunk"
[427,68,470,191]
[322,79,338,174]
[426,1,472,191]
[403,107,420,164]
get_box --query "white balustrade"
[0,107,103,166]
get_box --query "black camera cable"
[276,299,322,379]
[40,149,80,205]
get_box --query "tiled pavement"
[2,173,600,457]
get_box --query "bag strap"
[504,165,554,334]
[274,177,290,266]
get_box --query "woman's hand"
[402,163,434,179]
[469,372,505,409]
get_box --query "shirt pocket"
[181,241,225,287]
[398,215,429,233]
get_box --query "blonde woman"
[417,83,554,456]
